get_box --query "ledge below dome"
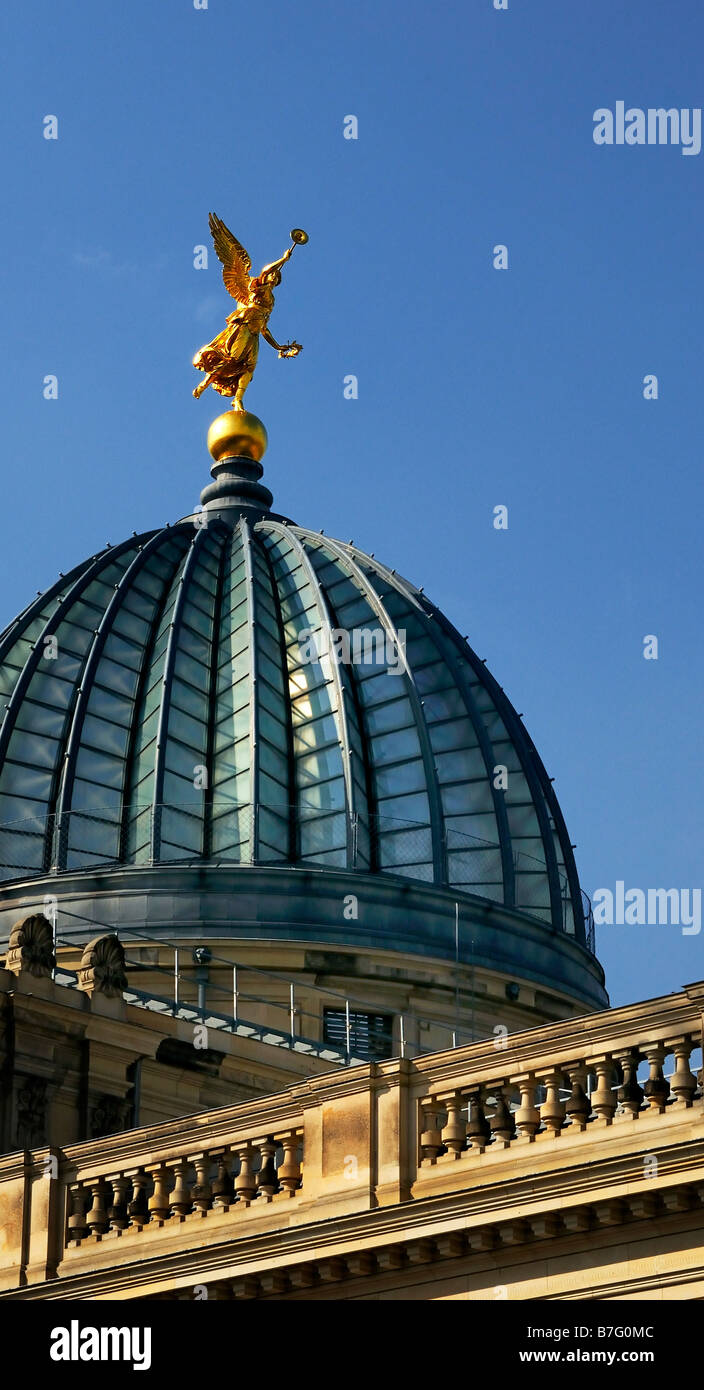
[0,862,609,1019]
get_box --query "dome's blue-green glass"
[0,511,589,947]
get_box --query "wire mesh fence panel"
[0,801,594,949]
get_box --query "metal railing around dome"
[582,892,595,954]
[39,916,606,1070]
[0,801,595,950]
[43,920,484,1068]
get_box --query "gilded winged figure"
[193,215,307,411]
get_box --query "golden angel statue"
[193,214,308,411]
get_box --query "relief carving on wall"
[15,1075,48,1148]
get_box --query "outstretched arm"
[263,327,302,358]
[262,327,285,352]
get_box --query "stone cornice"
[3,981,702,1301]
[6,1132,704,1300]
[408,987,702,1090]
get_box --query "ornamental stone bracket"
[5,915,56,979]
[76,935,128,999]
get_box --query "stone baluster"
[440,1093,467,1157]
[85,1178,109,1236]
[564,1063,591,1129]
[169,1159,192,1217]
[488,1085,515,1146]
[191,1155,213,1213]
[106,1175,130,1231]
[278,1132,302,1196]
[616,1049,644,1118]
[669,1037,698,1107]
[539,1071,566,1136]
[67,1183,89,1241]
[127,1170,150,1228]
[643,1044,670,1113]
[465,1090,491,1152]
[234,1144,257,1204]
[256,1138,279,1198]
[147,1164,171,1222]
[419,1102,444,1162]
[211,1151,234,1208]
[514,1075,540,1141]
[591,1058,617,1123]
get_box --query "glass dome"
[0,509,588,946]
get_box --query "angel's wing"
[209,213,252,303]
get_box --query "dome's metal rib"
[0,589,76,715]
[239,517,260,864]
[260,520,360,868]
[0,537,145,789]
[353,551,517,906]
[344,545,575,928]
[516,726,585,942]
[419,636,516,901]
[150,525,203,861]
[430,602,567,932]
[202,521,230,861]
[0,553,98,662]
[299,531,447,885]
[253,531,297,861]
[0,507,589,946]
[209,525,255,863]
[292,537,378,871]
[119,529,194,863]
[255,528,348,867]
[249,529,301,862]
[50,530,171,870]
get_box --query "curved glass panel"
[0,517,587,945]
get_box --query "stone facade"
[0,946,334,1157]
[1,979,702,1300]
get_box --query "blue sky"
[1,0,702,1007]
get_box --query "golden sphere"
[207,410,268,463]
[291,228,308,244]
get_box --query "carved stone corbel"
[5,914,56,979]
[76,934,127,998]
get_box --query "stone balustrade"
[66,1128,303,1244]
[1,980,703,1300]
[416,1033,700,1166]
